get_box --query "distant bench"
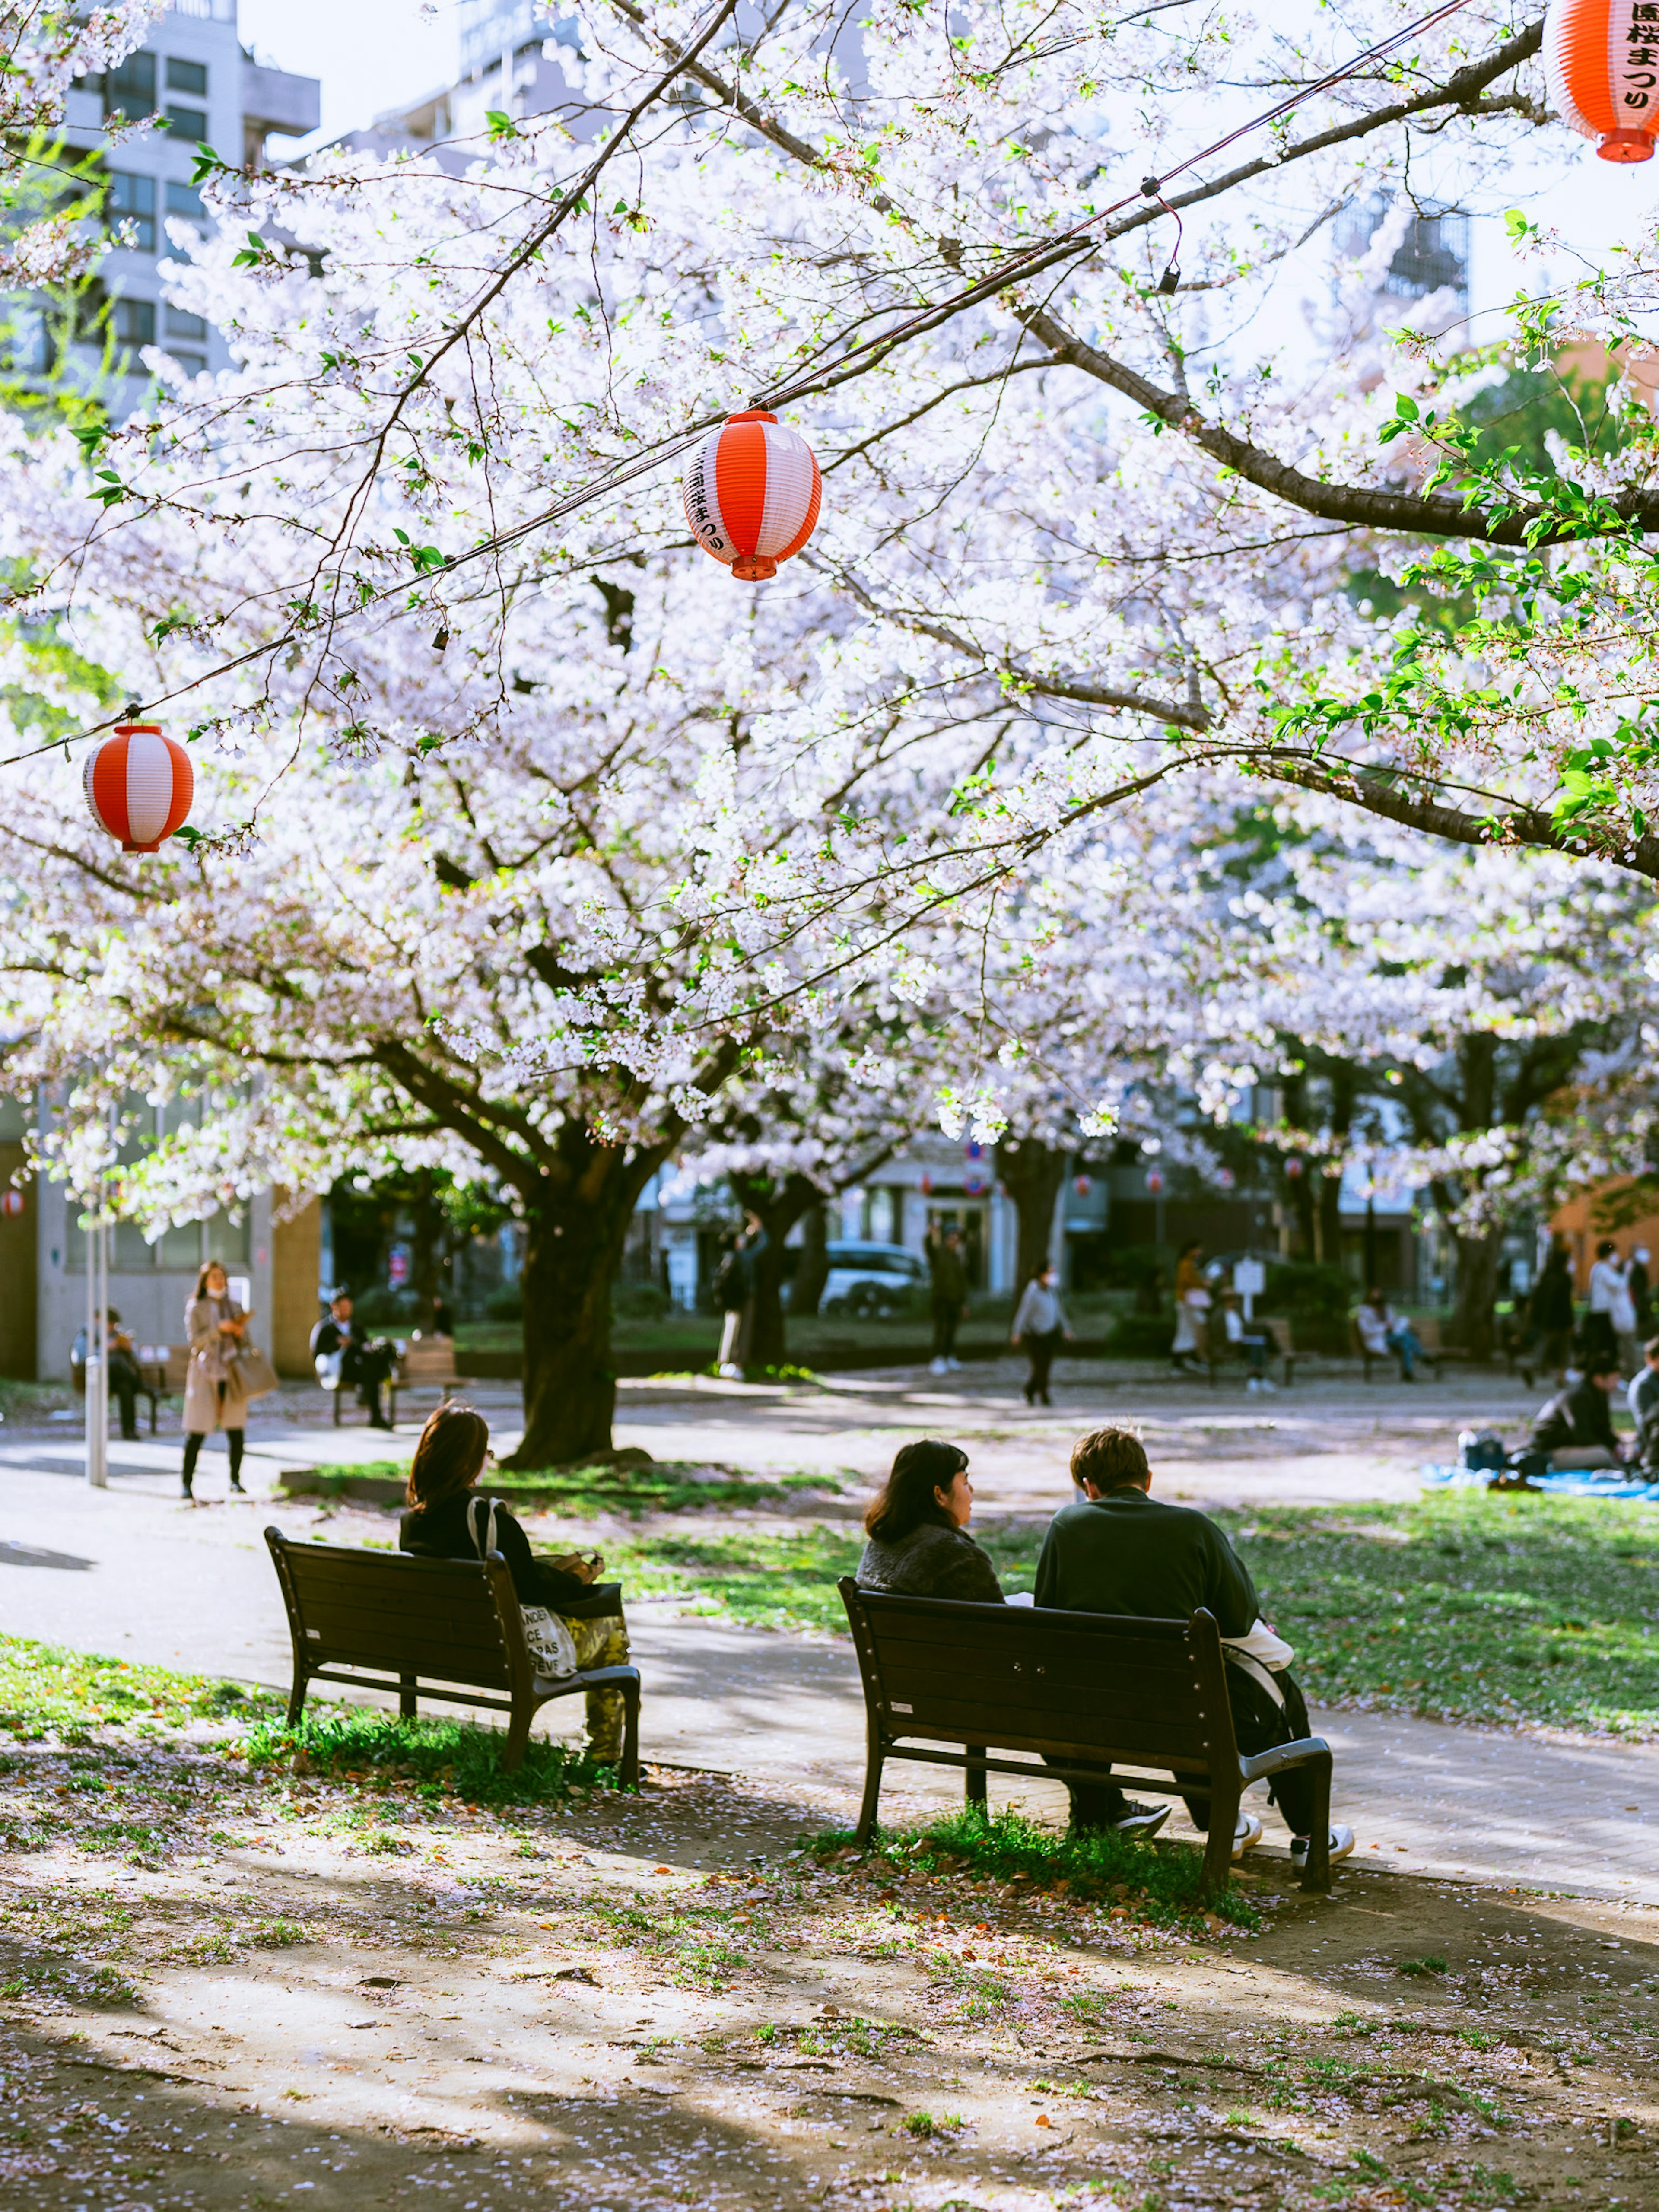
[74,1344,188,1433]
[323,1336,464,1428]
[266,1529,641,1782]
[838,1579,1334,1897]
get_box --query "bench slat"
[306,1642,512,1689]
[871,1656,1205,1715]
[885,1709,1216,1761]
[284,1571,502,1626]
[293,1611,508,1663]
[865,1621,1197,1673]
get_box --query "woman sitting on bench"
[856,1440,1004,1603]
[399,1404,631,1768]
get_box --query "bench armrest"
[1238,1734,1331,1787]
[534,1662,640,1693]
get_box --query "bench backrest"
[265,1530,530,1696]
[837,1580,1235,1777]
[399,1338,459,1382]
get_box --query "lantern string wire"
[6,0,1488,776]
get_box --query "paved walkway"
[2,1422,1656,1905]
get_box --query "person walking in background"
[1632,1248,1653,1344]
[428,1290,455,1338]
[1170,1240,1208,1376]
[1355,1287,1422,1381]
[1011,1262,1071,1407]
[1587,1239,1637,1377]
[855,1439,1003,1602]
[400,1404,631,1768]
[1524,1238,1576,1389]
[713,1213,765,1379]
[926,1225,970,1375]
[182,1261,251,1502]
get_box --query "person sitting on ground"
[1033,1426,1355,1872]
[1525,1357,1629,1471]
[399,1403,631,1767]
[1630,1337,1659,1469]
[856,1439,1004,1603]
[1355,1288,1422,1381]
[310,1290,397,1431]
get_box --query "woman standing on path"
[1011,1263,1071,1407]
[1170,1240,1208,1376]
[181,1260,250,1502]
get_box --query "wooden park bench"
[265,1529,641,1783]
[838,1579,1335,1896]
[325,1334,464,1427]
[74,1342,188,1433]
[1203,1312,1297,1389]
[1353,1310,1443,1382]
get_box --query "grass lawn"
[306,1458,845,1514]
[608,1493,1659,1737]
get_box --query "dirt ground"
[3,1726,1656,2212]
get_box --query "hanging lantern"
[1545,0,1659,162]
[84,722,194,853]
[682,410,822,581]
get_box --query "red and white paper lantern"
[682,410,822,581]
[1545,0,1659,162]
[84,722,194,853]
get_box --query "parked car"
[812,1241,929,1319]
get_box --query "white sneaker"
[929,1357,948,1375]
[1231,1812,1264,1859]
[1258,1376,1277,1392]
[1291,1824,1356,1872]
[946,1357,962,1371]
[718,1362,743,1380]
[1245,1376,1260,1395]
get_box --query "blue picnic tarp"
[1421,1463,1659,1502]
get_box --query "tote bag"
[467,1496,579,1679]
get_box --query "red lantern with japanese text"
[1546,0,1659,162]
[84,723,194,853]
[682,411,822,581]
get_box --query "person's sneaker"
[946,1357,962,1371]
[1290,1824,1357,1872]
[1258,1376,1277,1392]
[1112,1800,1172,1840]
[1231,1812,1264,1858]
[929,1356,948,1375]
[718,1362,743,1380]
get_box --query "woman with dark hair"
[181,1260,250,1501]
[399,1404,632,1767]
[855,1440,1003,1602]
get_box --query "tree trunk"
[506,1140,669,1469]
[790,1201,830,1319]
[1316,1167,1343,1269]
[997,1137,1068,1291]
[1450,1227,1504,1362]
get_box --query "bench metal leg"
[1199,1770,1241,1901]
[854,1715,887,1850]
[619,1675,640,1792]
[332,1388,343,1427]
[286,1668,310,1728]
[1298,1749,1334,1895]
[503,1703,531,1773]
[399,1675,417,1721]
[965,1744,987,1815]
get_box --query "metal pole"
[85,1189,107,1488]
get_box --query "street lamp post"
[84,1178,108,1490]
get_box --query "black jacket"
[856,1516,1002,1603]
[1530,1263,1576,1335]
[400,1492,592,1610]
[1033,1486,1259,1634]
[1527,1379,1618,1457]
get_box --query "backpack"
[1458,1429,1507,1472]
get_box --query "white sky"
[238,0,459,144]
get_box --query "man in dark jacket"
[926,1226,969,1373]
[1524,1360,1626,1470]
[1035,1427,1353,1871]
[1522,1240,1576,1388]
[1628,1338,1659,1468]
[310,1292,396,1431]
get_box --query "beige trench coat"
[183,1294,251,1435]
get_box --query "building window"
[163,104,209,140]
[103,51,157,122]
[111,296,156,349]
[164,305,207,341]
[165,58,208,96]
[106,171,156,252]
[165,180,205,226]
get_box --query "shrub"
[613,1280,670,1321]
[1103,1310,1176,1358]
[352,1285,423,1327]
[483,1284,524,1322]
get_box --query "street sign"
[0,1190,23,1217]
[1145,1169,1164,1194]
[1233,1259,1265,1296]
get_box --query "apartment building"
[46,1,319,399]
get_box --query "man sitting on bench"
[1034,1426,1355,1874]
[310,1290,397,1432]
